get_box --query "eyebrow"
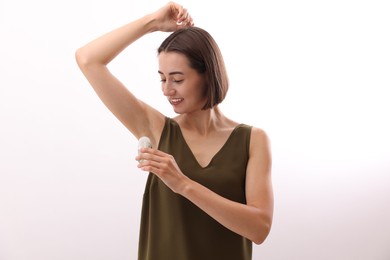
[158,70,184,76]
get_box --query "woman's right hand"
[151,2,194,32]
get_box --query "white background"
[1,0,390,259]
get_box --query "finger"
[136,150,165,164]
[177,10,188,25]
[135,152,151,163]
[139,164,162,176]
[168,2,181,22]
[176,6,190,25]
[179,13,194,27]
[188,16,194,26]
[138,164,154,172]
[138,147,154,153]
[182,9,189,20]
[139,147,168,158]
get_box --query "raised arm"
[75,2,194,146]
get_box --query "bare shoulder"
[250,126,270,146]
[248,126,272,163]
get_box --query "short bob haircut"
[157,27,229,110]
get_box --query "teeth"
[170,98,183,103]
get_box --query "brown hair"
[157,27,229,110]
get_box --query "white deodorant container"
[138,136,152,163]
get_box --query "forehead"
[158,51,191,73]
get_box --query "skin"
[75,1,273,245]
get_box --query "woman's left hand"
[136,148,189,194]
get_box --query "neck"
[177,106,224,135]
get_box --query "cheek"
[198,76,208,98]
[199,83,208,99]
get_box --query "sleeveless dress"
[138,117,253,260]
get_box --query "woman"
[75,2,273,259]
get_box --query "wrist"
[142,13,159,33]
[177,177,194,197]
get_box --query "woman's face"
[158,51,207,114]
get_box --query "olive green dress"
[138,117,253,260]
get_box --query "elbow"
[75,48,105,74]
[252,221,272,245]
[75,48,89,70]
[253,235,268,245]
[75,47,100,71]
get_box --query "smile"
[169,98,184,105]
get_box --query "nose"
[162,83,175,97]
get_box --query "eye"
[160,79,166,83]
[173,79,183,83]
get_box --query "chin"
[173,110,185,115]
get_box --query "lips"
[169,98,184,105]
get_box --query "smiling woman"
[158,51,208,114]
[75,1,273,260]
[1,0,390,259]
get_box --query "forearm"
[180,179,272,244]
[76,14,157,66]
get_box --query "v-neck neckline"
[172,119,244,169]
